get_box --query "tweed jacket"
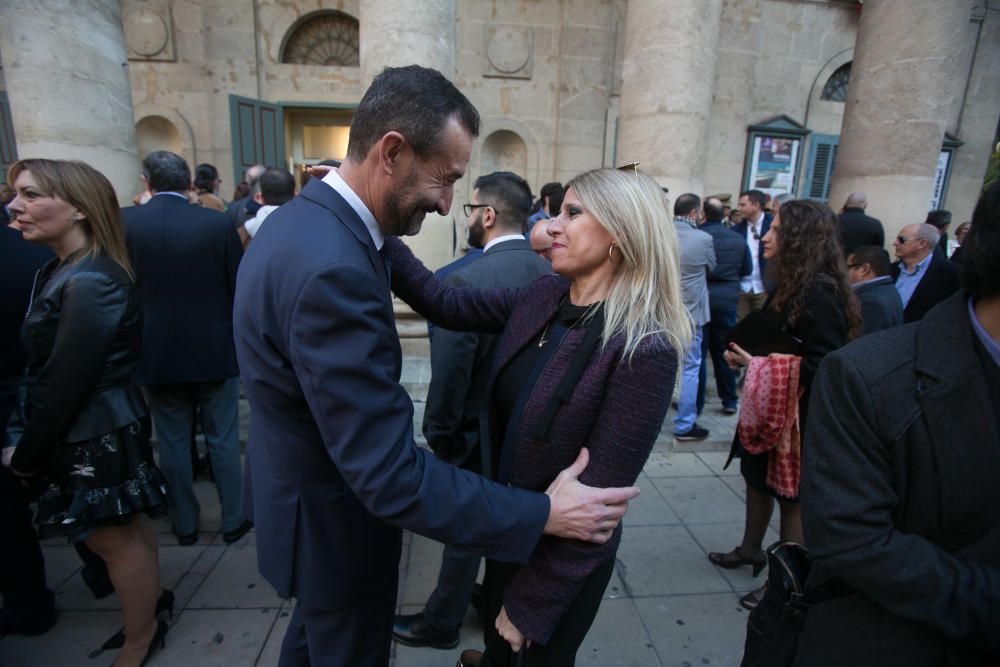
[673,220,716,326]
[795,292,1000,666]
[385,236,678,644]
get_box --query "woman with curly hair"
[708,198,861,610]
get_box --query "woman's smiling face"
[547,188,615,281]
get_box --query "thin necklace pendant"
[537,325,550,347]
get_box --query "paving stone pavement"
[1,353,763,667]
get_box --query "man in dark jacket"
[847,245,903,335]
[697,197,751,414]
[925,208,952,261]
[892,222,960,323]
[123,151,250,546]
[0,225,56,636]
[732,190,771,320]
[837,192,884,254]
[393,171,551,650]
[795,182,1000,667]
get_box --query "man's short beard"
[384,163,424,236]
[467,216,485,249]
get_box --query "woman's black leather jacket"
[12,251,147,473]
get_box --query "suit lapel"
[299,179,391,292]
[299,179,399,374]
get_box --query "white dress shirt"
[483,234,525,253]
[739,212,766,294]
[321,168,383,250]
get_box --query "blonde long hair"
[7,159,133,279]
[567,168,691,360]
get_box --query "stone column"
[617,0,723,197]
[827,0,973,243]
[359,0,458,339]
[360,0,456,84]
[0,0,141,204]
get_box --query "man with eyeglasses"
[847,245,903,335]
[892,222,960,323]
[732,189,772,321]
[393,171,551,651]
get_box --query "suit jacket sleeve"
[501,337,678,643]
[741,243,753,278]
[423,270,478,461]
[288,261,548,563]
[13,272,127,472]
[802,352,1000,653]
[385,236,519,333]
[703,235,717,274]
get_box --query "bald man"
[838,192,884,254]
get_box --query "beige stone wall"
[0,0,141,203]
[112,0,997,259]
[704,0,858,200]
[942,8,1000,226]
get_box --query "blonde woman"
[385,167,689,666]
[3,159,170,667]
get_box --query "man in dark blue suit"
[233,66,637,667]
[696,197,751,415]
[123,152,251,546]
[731,189,772,321]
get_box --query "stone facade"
[1,0,997,264]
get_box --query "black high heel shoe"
[101,589,174,651]
[708,547,767,577]
[109,619,168,667]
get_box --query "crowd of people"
[1,62,997,667]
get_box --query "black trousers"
[278,587,396,667]
[480,556,615,667]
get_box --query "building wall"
[109,0,999,250]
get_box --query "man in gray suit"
[393,171,551,650]
[671,194,716,441]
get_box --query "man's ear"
[376,131,407,176]
[253,192,264,205]
[482,206,496,228]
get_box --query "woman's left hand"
[496,606,530,653]
[724,342,754,369]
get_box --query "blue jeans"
[674,325,703,434]
[698,307,739,413]
[145,377,243,535]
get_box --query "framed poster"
[747,136,801,197]
[741,116,811,198]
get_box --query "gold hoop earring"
[608,243,621,266]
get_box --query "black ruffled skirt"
[35,416,169,542]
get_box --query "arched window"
[821,62,851,102]
[281,11,359,67]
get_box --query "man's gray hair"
[845,192,868,208]
[772,193,795,210]
[915,223,940,248]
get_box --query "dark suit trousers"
[0,467,52,614]
[697,307,738,412]
[480,557,614,666]
[425,445,483,632]
[278,589,396,667]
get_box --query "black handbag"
[457,635,527,667]
[726,309,803,357]
[740,541,850,667]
